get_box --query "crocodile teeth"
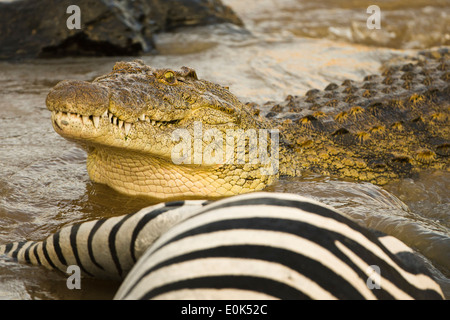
[109,113,113,122]
[112,117,118,125]
[118,120,124,129]
[102,110,108,118]
[151,120,156,125]
[93,116,100,128]
[124,122,132,135]
[139,114,146,121]
[82,115,90,126]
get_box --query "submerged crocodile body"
[46,50,450,199]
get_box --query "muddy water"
[0,0,449,299]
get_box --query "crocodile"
[46,49,450,200]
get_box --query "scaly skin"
[46,50,450,199]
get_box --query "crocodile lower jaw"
[86,147,272,199]
[52,110,275,199]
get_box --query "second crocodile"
[46,50,450,199]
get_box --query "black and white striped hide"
[0,192,444,300]
[0,200,207,280]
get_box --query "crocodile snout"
[46,80,110,117]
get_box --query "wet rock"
[0,0,243,60]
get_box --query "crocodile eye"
[164,71,176,84]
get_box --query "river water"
[0,0,448,299]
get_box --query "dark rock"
[0,0,243,60]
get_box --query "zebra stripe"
[0,192,444,300]
[0,200,207,280]
[113,192,444,300]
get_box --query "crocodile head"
[46,60,275,200]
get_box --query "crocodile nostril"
[61,120,69,126]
